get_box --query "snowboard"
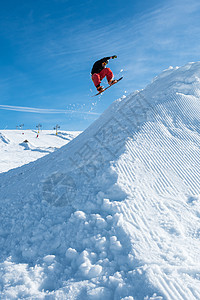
[92,77,123,97]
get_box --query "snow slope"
[0,130,81,173]
[1,62,200,299]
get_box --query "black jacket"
[91,57,111,75]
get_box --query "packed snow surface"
[1,62,200,299]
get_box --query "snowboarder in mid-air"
[91,56,118,92]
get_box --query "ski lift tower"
[36,124,42,137]
[36,124,42,133]
[16,124,24,130]
[54,124,60,135]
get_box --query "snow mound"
[1,62,200,299]
[19,139,55,153]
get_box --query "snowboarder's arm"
[105,56,117,59]
[101,56,117,63]
[91,56,117,74]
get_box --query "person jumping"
[91,56,117,92]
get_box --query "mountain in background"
[1,62,200,299]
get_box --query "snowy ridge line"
[67,88,161,172]
[64,92,151,183]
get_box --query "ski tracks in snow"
[113,95,200,299]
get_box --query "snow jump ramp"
[1,62,200,299]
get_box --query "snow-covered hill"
[0,130,81,173]
[1,62,200,299]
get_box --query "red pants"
[92,68,113,87]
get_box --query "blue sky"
[1,0,200,130]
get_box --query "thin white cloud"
[0,104,100,115]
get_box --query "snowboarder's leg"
[99,68,113,83]
[92,73,104,92]
[92,73,101,87]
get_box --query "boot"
[108,79,117,86]
[97,85,104,92]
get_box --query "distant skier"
[91,56,117,92]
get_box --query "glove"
[112,55,117,59]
